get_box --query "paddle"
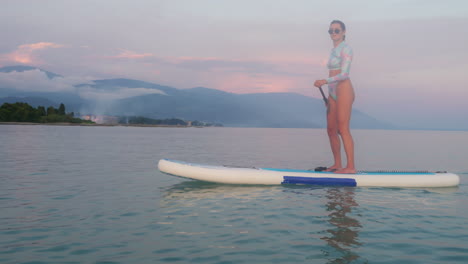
[315,86,328,172]
[318,86,328,105]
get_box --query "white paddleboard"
[158,159,460,188]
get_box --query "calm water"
[1,125,467,264]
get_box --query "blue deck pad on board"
[263,167,436,175]
[282,176,357,186]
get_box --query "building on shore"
[81,115,119,125]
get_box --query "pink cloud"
[171,55,320,76]
[20,42,63,50]
[190,67,313,95]
[220,73,310,94]
[1,42,64,64]
[176,56,221,62]
[176,56,319,94]
[110,49,154,59]
[97,51,323,95]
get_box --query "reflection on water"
[161,180,366,262]
[160,180,281,202]
[322,188,363,263]
[160,180,221,198]
[159,179,463,263]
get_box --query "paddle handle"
[319,86,328,105]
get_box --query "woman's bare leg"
[335,83,356,174]
[326,96,342,171]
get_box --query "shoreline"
[2,122,465,131]
[0,122,194,128]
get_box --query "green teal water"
[1,125,467,263]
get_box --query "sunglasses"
[328,28,341,34]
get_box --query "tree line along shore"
[0,102,223,127]
[0,102,92,124]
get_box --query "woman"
[314,20,356,174]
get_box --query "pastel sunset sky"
[1,0,467,129]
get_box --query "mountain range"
[0,65,393,128]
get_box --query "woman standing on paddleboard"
[314,20,356,174]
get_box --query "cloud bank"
[0,69,77,92]
[0,69,168,101]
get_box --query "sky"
[1,0,468,129]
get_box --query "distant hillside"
[97,83,322,128]
[0,65,395,129]
[102,82,392,128]
[0,96,58,108]
[0,65,61,79]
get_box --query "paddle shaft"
[319,86,328,105]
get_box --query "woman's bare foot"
[335,167,357,174]
[325,165,342,172]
